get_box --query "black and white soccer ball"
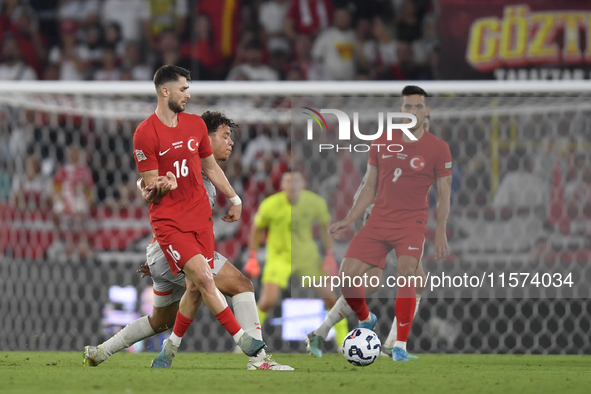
[342,328,381,366]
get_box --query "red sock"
[395,281,416,342]
[172,310,194,338]
[215,306,242,336]
[342,286,369,321]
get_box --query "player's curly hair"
[201,111,239,134]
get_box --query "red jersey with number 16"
[366,129,452,229]
[133,112,213,233]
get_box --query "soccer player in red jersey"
[328,86,452,362]
[133,66,265,368]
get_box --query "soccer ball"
[342,328,381,366]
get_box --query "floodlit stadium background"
[1,0,590,355]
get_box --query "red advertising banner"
[439,0,591,80]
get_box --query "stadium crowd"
[0,0,439,82]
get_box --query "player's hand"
[328,218,352,240]
[322,249,338,277]
[244,251,261,278]
[141,182,158,203]
[434,228,450,261]
[156,171,178,195]
[222,203,242,222]
[137,263,152,278]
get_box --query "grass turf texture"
[0,352,589,394]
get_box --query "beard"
[168,98,185,113]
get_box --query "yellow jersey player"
[244,169,349,349]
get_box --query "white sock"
[101,315,155,356]
[168,332,182,347]
[232,292,262,340]
[232,292,267,361]
[232,329,245,344]
[394,340,407,352]
[314,296,353,339]
[384,295,422,348]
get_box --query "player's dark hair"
[402,85,428,98]
[153,65,191,89]
[201,111,238,135]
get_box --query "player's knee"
[397,257,419,277]
[186,283,202,305]
[237,274,254,293]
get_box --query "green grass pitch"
[1,352,589,394]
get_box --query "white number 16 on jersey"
[173,159,189,178]
[392,168,402,182]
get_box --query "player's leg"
[257,282,281,325]
[257,256,291,325]
[389,226,425,361]
[383,260,425,358]
[214,257,293,371]
[166,255,261,352]
[306,260,384,357]
[152,229,264,368]
[305,264,350,350]
[84,242,186,366]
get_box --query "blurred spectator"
[93,47,121,81]
[492,155,547,210]
[269,49,289,80]
[180,14,225,80]
[363,15,398,78]
[104,22,124,58]
[83,23,104,68]
[123,42,152,81]
[285,0,333,39]
[385,41,430,80]
[0,34,37,80]
[9,5,47,77]
[311,7,357,80]
[259,0,290,53]
[101,0,147,42]
[48,20,90,80]
[143,0,188,48]
[58,0,100,25]
[29,0,60,48]
[10,153,51,212]
[396,0,421,42]
[227,39,279,81]
[197,0,242,59]
[412,13,438,65]
[152,29,181,71]
[52,145,94,231]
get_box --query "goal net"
[1,81,589,355]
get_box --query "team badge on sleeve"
[135,149,147,162]
[445,162,452,169]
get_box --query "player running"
[244,169,349,347]
[132,66,264,368]
[84,111,292,371]
[308,86,452,362]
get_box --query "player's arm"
[434,175,452,260]
[136,172,178,204]
[329,166,378,239]
[244,205,269,279]
[138,170,177,204]
[201,154,242,222]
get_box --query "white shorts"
[146,241,227,308]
